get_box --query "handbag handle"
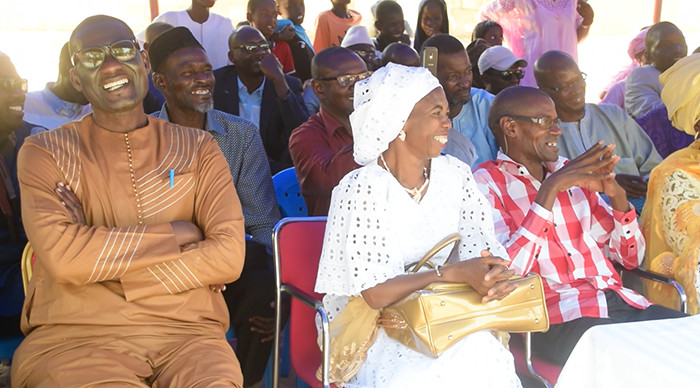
[405,233,461,273]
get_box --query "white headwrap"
[350,63,442,165]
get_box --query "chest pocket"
[139,172,197,222]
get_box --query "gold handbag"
[380,234,550,358]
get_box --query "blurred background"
[1,0,698,102]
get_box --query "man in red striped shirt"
[473,86,685,365]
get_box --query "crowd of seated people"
[1,0,699,386]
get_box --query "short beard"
[191,100,214,114]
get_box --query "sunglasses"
[317,71,373,87]
[353,49,377,60]
[72,40,139,69]
[0,78,28,93]
[509,114,561,128]
[232,41,273,53]
[489,69,525,81]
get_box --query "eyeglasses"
[232,41,273,53]
[72,40,139,69]
[488,69,525,82]
[509,114,561,128]
[316,71,373,87]
[0,78,28,93]
[545,72,587,93]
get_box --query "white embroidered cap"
[350,63,442,165]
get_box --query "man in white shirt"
[148,0,234,70]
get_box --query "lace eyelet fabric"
[315,155,521,387]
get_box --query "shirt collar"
[319,108,350,138]
[157,104,226,135]
[494,150,568,177]
[237,76,265,96]
[41,82,85,118]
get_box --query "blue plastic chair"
[272,167,308,218]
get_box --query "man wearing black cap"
[12,15,245,387]
[149,26,280,387]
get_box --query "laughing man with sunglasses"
[11,15,245,387]
[478,45,527,95]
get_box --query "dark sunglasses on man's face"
[489,69,525,82]
[0,78,28,93]
[72,40,139,70]
[232,42,273,53]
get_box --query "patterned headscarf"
[350,63,442,165]
[660,54,700,135]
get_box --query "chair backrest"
[274,217,327,387]
[272,167,308,218]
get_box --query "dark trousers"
[222,240,276,386]
[532,291,687,365]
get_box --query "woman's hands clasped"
[441,250,517,303]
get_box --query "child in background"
[472,19,503,46]
[275,0,315,81]
[313,0,362,52]
[373,1,410,52]
[413,0,449,51]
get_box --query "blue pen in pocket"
[169,169,174,188]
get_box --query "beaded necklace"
[380,153,430,203]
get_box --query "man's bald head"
[533,50,578,87]
[69,15,134,56]
[228,25,266,50]
[645,21,687,72]
[311,46,364,79]
[488,86,552,142]
[145,22,174,50]
[381,43,420,67]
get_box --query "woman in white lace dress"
[314,63,522,387]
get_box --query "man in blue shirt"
[23,43,91,130]
[422,34,499,168]
[148,27,280,387]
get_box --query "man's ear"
[374,20,382,34]
[141,50,151,73]
[69,68,82,93]
[499,116,518,138]
[152,72,167,93]
[311,80,324,99]
[228,50,235,65]
[246,12,253,23]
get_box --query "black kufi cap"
[148,26,204,72]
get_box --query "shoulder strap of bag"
[406,233,461,273]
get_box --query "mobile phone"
[421,47,438,77]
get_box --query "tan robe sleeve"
[119,135,245,301]
[18,138,183,288]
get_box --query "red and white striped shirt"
[473,152,651,324]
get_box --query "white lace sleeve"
[660,169,700,256]
[445,156,509,261]
[314,166,404,297]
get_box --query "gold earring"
[503,136,509,154]
[398,130,406,142]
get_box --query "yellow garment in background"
[660,54,700,136]
[641,140,700,315]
